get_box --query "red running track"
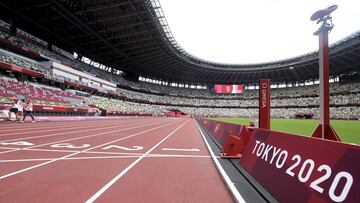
[0,117,237,203]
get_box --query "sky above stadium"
[159,0,360,64]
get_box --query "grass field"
[210,117,360,145]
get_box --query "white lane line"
[0,120,179,180]
[0,117,145,129]
[85,119,190,203]
[0,154,213,164]
[196,122,246,203]
[0,120,134,137]
[65,156,140,160]
[84,151,143,156]
[0,147,79,155]
[26,148,80,153]
[0,158,56,163]
[0,156,141,163]
[0,121,144,140]
[0,120,167,154]
[161,148,200,152]
[0,121,119,133]
[145,154,211,158]
[75,153,212,159]
[0,121,161,154]
[0,148,140,156]
[2,147,211,158]
[0,122,142,143]
[0,146,21,150]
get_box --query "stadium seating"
[0,24,358,119]
[0,76,85,107]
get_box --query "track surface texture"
[0,118,237,203]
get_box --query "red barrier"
[201,120,238,144]
[197,119,252,158]
[240,129,360,203]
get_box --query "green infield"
[209,117,360,145]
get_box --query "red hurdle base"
[220,128,252,158]
[311,124,341,141]
[220,133,244,158]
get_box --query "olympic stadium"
[0,1,359,202]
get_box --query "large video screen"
[214,84,244,94]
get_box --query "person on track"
[8,98,21,122]
[22,99,35,122]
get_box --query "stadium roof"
[1,0,359,85]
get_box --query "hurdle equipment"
[220,127,253,158]
[0,110,8,122]
[196,118,253,158]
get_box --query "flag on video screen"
[214,84,244,94]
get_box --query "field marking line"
[0,156,142,163]
[65,153,212,159]
[0,120,144,137]
[83,151,144,156]
[65,156,140,160]
[0,120,151,147]
[1,147,139,156]
[0,120,150,154]
[0,149,18,154]
[0,154,214,164]
[196,121,245,203]
[84,154,213,158]
[161,148,200,152]
[0,118,130,130]
[145,154,211,158]
[85,119,190,203]
[25,148,80,153]
[0,145,214,159]
[0,146,21,150]
[0,147,79,154]
[0,120,124,133]
[0,119,180,180]
[0,158,56,163]
[0,123,121,136]
[0,117,147,129]
[0,119,170,154]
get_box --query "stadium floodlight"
[311,5,337,35]
[310,5,341,141]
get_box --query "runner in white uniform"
[8,98,21,121]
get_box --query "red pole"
[318,29,330,139]
[311,25,340,141]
